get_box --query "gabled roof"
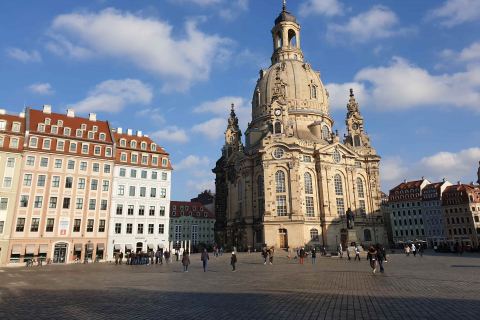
[170,201,215,219]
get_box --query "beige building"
[8,106,114,264]
[0,110,25,265]
[214,5,384,251]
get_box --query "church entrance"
[279,228,288,249]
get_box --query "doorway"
[136,242,143,253]
[279,228,288,249]
[53,243,68,263]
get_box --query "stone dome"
[252,59,330,123]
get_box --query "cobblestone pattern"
[1,252,480,319]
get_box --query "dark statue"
[477,161,480,185]
[346,208,354,229]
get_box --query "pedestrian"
[201,248,209,272]
[376,244,385,273]
[338,243,343,258]
[182,251,190,272]
[311,248,317,264]
[268,247,274,265]
[299,247,305,264]
[412,243,417,257]
[405,245,411,256]
[114,252,119,265]
[262,247,268,265]
[231,252,237,271]
[418,244,424,257]
[119,251,123,265]
[367,245,378,274]
[354,246,361,261]
[346,246,351,260]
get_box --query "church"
[213,3,385,251]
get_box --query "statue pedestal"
[347,229,358,246]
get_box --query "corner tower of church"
[214,2,384,252]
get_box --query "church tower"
[214,2,384,252]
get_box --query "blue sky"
[1,0,480,199]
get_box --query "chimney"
[66,109,75,118]
[89,113,97,121]
[442,178,446,182]
[19,112,25,118]
[42,105,52,114]
[403,179,407,183]
[117,127,123,134]
[144,134,149,138]
[136,130,142,137]
[127,129,132,136]
[0,109,5,115]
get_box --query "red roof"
[170,201,215,219]
[442,184,480,205]
[0,111,26,153]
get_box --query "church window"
[310,84,317,99]
[275,171,286,193]
[336,198,345,216]
[354,135,361,147]
[276,31,283,49]
[273,148,284,159]
[334,174,343,196]
[356,178,365,198]
[304,172,313,194]
[321,126,330,140]
[274,121,282,134]
[305,197,314,216]
[276,195,287,216]
[310,228,319,241]
[288,29,297,48]
[333,149,341,163]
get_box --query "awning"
[11,244,22,255]
[97,243,105,251]
[39,244,48,254]
[74,243,82,251]
[114,244,122,251]
[147,244,154,249]
[25,244,36,255]
[125,244,133,250]
[86,243,94,252]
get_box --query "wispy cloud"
[150,126,189,144]
[299,0,343,17]
[28,83,54,95]
[427,0,480,27]
[6,47,41,63]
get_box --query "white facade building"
[107,129,172,257]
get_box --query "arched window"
[288,29,297,47]
[321,125,330,140]
[274,121,282,134]
[310,228,319,241]
[304,172,313,194]
[276,31,283,49]
[364,229,372,242]
[130,140,137,148]
[356,178,365,198]
[257,175,264,217]
[275,171,286,193]
[310,85,317,99]
[141,142,147,150]
[334,174,343,196]
[120,139,126,147]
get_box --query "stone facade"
[214,5,384,251]
[422,180,451,247]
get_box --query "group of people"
[113,250,175,265]
[261,246,275,265]
[367,244,387,274]
[404,243,424,257]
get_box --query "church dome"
[252,59,330,122]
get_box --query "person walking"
[367,245,378,274]
[299,247,306,264]
[231,252,237,271]
[119,251,124,265]
[376,244,385,273]
[268,247,274,265]
[338,243,343,258]
[114,252,119,265]
[201,249,209,272]
[412,243,417,257]
[262,247,268,265]
[354,246,361,261]
[311,248,317,264]
[418,243,424,257]
[182,251,190,272]
[405,245,411,256]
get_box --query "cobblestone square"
[1,251,480,319]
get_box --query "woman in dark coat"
[367,245,378,274]
[231,252,237,271]
[182,251,190,272]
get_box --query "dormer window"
[162,158,168,167]
[37,124,45,132]
[81,124,87,130]
[130,140,137,148]
[76,129,83,137]
[57,120,63,127]
[88,131,94,139]
[151,143,157,151]
[45,118,51,125]
[92,125,98,132]
[120,139,126,147]
[105,147,112,157]
[0,121,5,131]
[64,127,71,136]
[29,137,38,148]
[42,139,51,150]
[12,122,20,132]
[141,142,147,150]
[99,133,106,141]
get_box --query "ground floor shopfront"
[7,238,107,265]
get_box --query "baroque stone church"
[213,3,385,251]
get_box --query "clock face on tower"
[352,123,359,130]
[274,109,282,116]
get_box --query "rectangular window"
[26,156,35,166]
[40,157,48,167]
[142,155,148,164]
[102,180,109,191]
[150,188,157,198]
[158,224,164,234]
[23,174,32,186]
[30,218,40,232]
[130,169,137,178]
[78,178,86,189]
[56,140,64,151]
[160,188,166,198]
[20,195,29,207]
[34,196,43,208]
[82,144,89,154]
[129,186,135,197]
[91,179,98,190]
[16,218,25,232]
[3,177,12,188]
[140,187,146,197]
[120,153,127,162]
[63,197,71,209]
[6,157,15,167]
[131,154,138,163]
[46,218,54,232]
[67,160,75,170]
[42,139,51,150]
[49,197,57,208]
[276,195,287,216]
[336,198,345,216]
[29,137,38,148]
[0,221,4,234]
[65,177,73,188]
[159,206,165,216]
[162,172,167,180]
[80,161,87,171]
[94,146,101,155]
[119,168,126,177]
[105,147,112,157]
[92,163,100,172]
[137,223,144,234]
[101,199,107,210]
[162,158,168,167]
[76,198,83,209]
[139,205,145,216]
[116,204,123,215]
[152,156,158,165]
[141,170,147,179]
[73,219,81,232]
[128,205,134,215]
[9,138,19,149]
[98,219,105,232]
[37,175,46,187]
[148,224,154,234]
[149,206,155,216]
[0,198,8,210]
[126,223,133,234]
[54,159,62,168]
[104,164,111,174]
[87,219,94,232]
[152,171,158,180]
[89,199,96,210]
[118,185,125,196]
[69,142,77,152]
[305,196,314,216]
